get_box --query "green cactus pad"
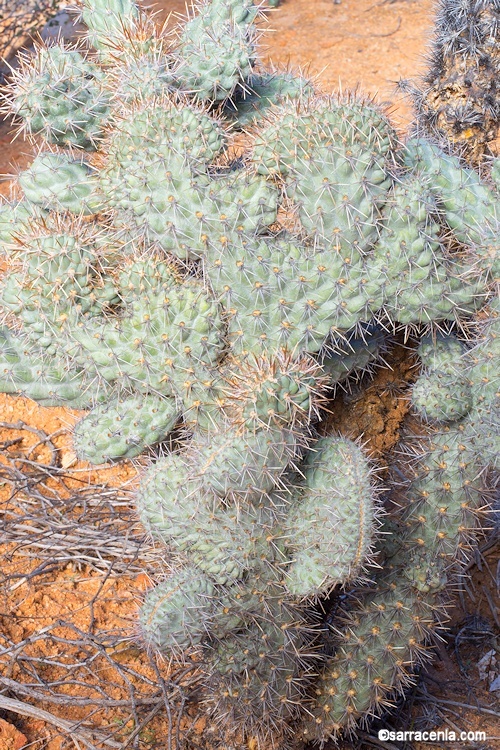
[412,334,473,422]
[205,236,382,355]
[136,453,264,583]
[104,49,174,104]
[19,153,103,215]
[206,597,309,741]
[100,100,278,259]
[70,278,225,394]
[317,324,388,385]
[140,567,216,652]
[412,368,473,422]
[175,0,258,102]
[371,174,485,324]
[80,0,141,50]
[9,45,110,149]
[302,578,436,741]
[191,424,302,499]
[466,302,500,469]
[284,436,377,598]
[73,392,179,463]
[0,217,116,357]
[404,138,499,277]
[0,327,101,408]
[0,201,46,247]
[221,352,327,430]
[304,425,486,739]
[252,97,395,254]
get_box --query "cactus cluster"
[0,0,498,747]
[410,0,500,164]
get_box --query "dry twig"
[0,421,201,749]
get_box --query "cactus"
[173,0,260,103]
[19,153,103,215]
[404,137,499,277]
[226,69,315,127]
[98,100,278,259]
[317,324,389,386]
[410,0,500,164]
[466,298,500,470]
[302,402,490,742]
[136,429,379,740]
[139,566,216,652]
[220,351,328,430]
[282,436,378,598]
[79,0,140,51]
[0,326,101,407]
[6,44,110,148]
[411,333,473,422]
[0,0,498,747]
[73,392,179,462]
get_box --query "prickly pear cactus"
[0,0,498,747]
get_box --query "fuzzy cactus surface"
[0,0,498,747]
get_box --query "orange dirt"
[0,718,27,750]
[0,1,498,750]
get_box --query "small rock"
[40,10,84,44]
[490,674,500,693]
[477,649,499,690]
[0,718,28,750]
